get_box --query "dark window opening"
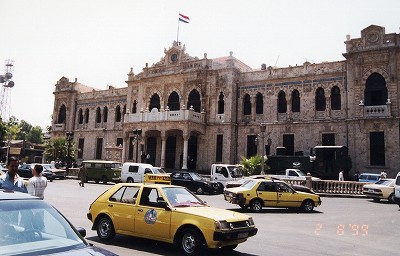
[116,138,123,147]
[316,88,326,111]
[243,94,251,115]
[370,132,385,166]
[278,91,287,113]
[149,94,161,111]
[331,86,341,110]
[58,105,66,124]
[115,105,122,122]
[216,135,223,162]
[78,138,84,159]
[96,107,101,123]
[103,107,108,123]
[322,134,335,146]
[364,73,388,106]
[256,93,263,114]
[78,109,83,124]
[217,92,225,114]
[168,91,180,111]
[292,90,300,112]
[187,90,201,112]
[85,109,89,124]
[132,100,137,113]
[247,135,257,158]
[96,138,103,160]
[283,134,294,156]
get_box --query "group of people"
[0,156,47,199]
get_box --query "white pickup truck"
[270,168,320,181]
[209,164,244,187]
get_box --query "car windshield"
[0,199,86,255]
[152,167,166,174]
[162,187,205,207]
[189,172,203,181]
[241,179,257,188]
[227,166,244,178]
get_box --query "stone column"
[182,134,189,169]
[160,133,166,168]
[251,96,256,121]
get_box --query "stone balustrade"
[283,179,367,195]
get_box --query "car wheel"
[196,187,203,194]
[94,179,100,184]
[217,183,224,193]
[179,228,204,255]
[301,199,314,213]
[373,198,380,202]
[96,216,115,241]
[388,193,395,203]
[127,177,134,183]
[102,176,108,184]
[249,199,263,212]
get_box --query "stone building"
[51,25,400,178]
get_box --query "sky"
[0,0,399,129]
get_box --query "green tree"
[240,155,269,176]
[27,126,43,144]
[44,137,77,164]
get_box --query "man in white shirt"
[27,164,48,199]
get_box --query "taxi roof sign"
[144,173,171,184]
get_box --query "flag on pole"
[179,13,190,23]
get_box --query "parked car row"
[17,163,66,181]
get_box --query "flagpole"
[176,14,180,43]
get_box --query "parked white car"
[363,178,395,203]
[120,162,166,183]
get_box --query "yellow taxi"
[224,179,321,213]
[87,176,257,255]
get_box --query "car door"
[256,181,278,207]
[276,182,300,207]
[107,186,140,234]
[134,187,171,239]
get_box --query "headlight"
[247,217,254,226]
[215,220,229,230]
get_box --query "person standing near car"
[0,156,28,193]
[27,164,48,199]
[79,163,87,187]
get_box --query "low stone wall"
[283,179,367,195]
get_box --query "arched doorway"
[187,89,201,112]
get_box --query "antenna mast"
[0,59,15,121]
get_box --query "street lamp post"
[260,123,267,175]
[132,129,142,162]
[65,131,74,175]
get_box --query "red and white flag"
[179,13,190,23]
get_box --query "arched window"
[291,90,300,112]
[187,89,201,112]
[217,92,225,114]
[168,91,180,110]
[331,86,341,110]
[57,105,66,124]
[132,100,137,113]
[115,105,122,122]
[149,94,161,111]
[78,109,83,124]
[85,108,89,124]
[316,88,326,111]
[103,107,108,123]
[364,73,388,106]
[243,94,251,115]
[256,93,263,114]
[278,91,287,113]
[96,107,101,123]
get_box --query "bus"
[82,160,122,184]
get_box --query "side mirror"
[156,200,170,210]
[76,227,86,237]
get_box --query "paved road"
[44,179,400,256]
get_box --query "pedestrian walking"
[0,156,27,193]
[79,163,87,187]
[338,170,344,181]
[27,164,48,199]
[354,171,360,182]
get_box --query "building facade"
[51,25,400,178]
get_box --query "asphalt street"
[44,179,400,256]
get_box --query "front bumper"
[213,227,258,241]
